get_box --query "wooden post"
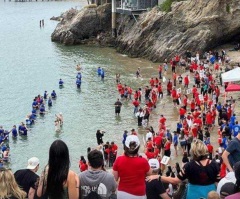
[112,0,117,37]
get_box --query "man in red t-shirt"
[184,75,189,88]
[132,98,140,114]
[159,115,166,125]
[179,106,186,121]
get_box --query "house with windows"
[116,0,164,15]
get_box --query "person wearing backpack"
[79,150,116,199]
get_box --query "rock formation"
[51,0,240,62]
[51,4,112,45]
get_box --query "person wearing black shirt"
[146,159,170,199]
[14,157,39,199]
[114,98,122,116]
[96,129,105,145]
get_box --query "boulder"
[51,4,112,45]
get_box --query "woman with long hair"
[0,167,26,199]
[37,140,79,199]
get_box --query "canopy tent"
[222,67,240,83]
[225,83,240,92]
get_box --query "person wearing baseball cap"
[14,157,40,199]
[113,135,151,199]
[146,159,170,199]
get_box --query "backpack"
[85,185,102,199]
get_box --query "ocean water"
[0,0,161,173]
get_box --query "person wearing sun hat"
[14,157,40,199]
[112,135,152,199]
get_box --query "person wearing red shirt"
[214,63,219,71]
[167,79,173,95]
[132,98,140,114]
[113,135,151,198]
[192,85,197,98]
[117,83,123,94]
[111,142,118,156]
[145,148,156,159]
[184,75,189,88]
[183,95,188,110]
[133,90,139,101]
[159,115,166,125]
[171,87,178,106]
[80,160,88,172]
[153,134,163,153]
[158,82,163,99]
[120,88,124,99]
[194,116,203,128]
[151,90,157,107]
[149,77,155,88]
[179,106,186,121]
[190,99,196,112]
[207,143,214,159]
[158,65,163,79]
[131,129,138,136]
[164,138,171,157]
[191,124,198,138]
[206,111,213,129]
[128,86,133,100]
[175,55,180,63]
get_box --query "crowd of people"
[1,49,240,199]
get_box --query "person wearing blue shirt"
[43,91,48,99]
[230,114,236,125]
[176,122,182,133]
[32,99,38,109]
[76,78,81,88]
[97,67,102,76]
[11,125,18,138]
[59,79,64,86]
[39,104,45,114]
[48,97,52,106]
[76,72,82,80]
[51,90,57,99]
[232,121,240,137]
[20,124,28,136]
[221,134,228,149]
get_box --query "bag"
[85,187,102,199]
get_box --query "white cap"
[27,157,39,170]
[125,135,140,149]
[148,158,160,169]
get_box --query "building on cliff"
[116,0,164,15]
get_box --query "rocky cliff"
[51,0,240,62]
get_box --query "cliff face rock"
[116,0,240,61]
[51,4,112,45]
[51,0,240,61]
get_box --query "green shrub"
[160,0,173,12]
[160,0,186,12]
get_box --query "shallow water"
[0,1,167,173]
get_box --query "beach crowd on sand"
[1,48,240,199]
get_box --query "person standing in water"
[101,68,105,80]
[136,67,141,78]
[55,113,63,126]
[114,98,122,116]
